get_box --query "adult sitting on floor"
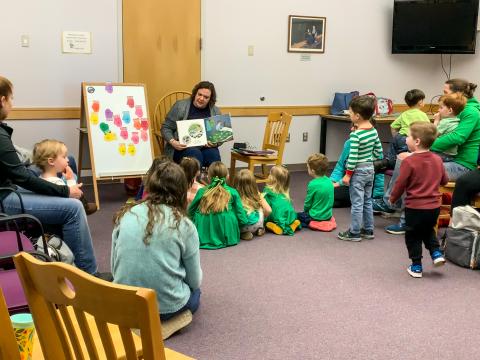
[374,78,480,234]
[161,81,222,167]
[0,76,108,279]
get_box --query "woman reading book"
[161,81,223,167]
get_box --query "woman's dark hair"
[114,162,188,245]
[0,76,13,120]
[445,79,477,99]
[191,81,217,106]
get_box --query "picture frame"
[288,15,326,53]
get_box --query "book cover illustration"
[205,114,234,143]
[177,119,208,147]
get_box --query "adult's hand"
[170,139,187,151]
[69,183,83,199]
[206,141,219,148]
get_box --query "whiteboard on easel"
[82,83,154,178]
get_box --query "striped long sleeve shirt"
[345,127,383,175]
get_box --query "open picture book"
[177,114,233,147]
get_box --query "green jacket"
[188,183,248,249]
[431,97,480,170]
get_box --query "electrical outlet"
[302,132,308,142]
[286,133,290,142]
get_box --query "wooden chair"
[152,91,192,156]
[0,287,23,360]
[437,181,480,228]
[229,112,292,183]
[13,252,194,360]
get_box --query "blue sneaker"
[431,250,446,267]
[373,199,395,214]
[385,223,406,235]
[407,264,423,278]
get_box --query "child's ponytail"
[198,176,231,214]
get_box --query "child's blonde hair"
[198,161,230,214]
[233,169,261,213]
[32,139,67,171]
[266,165,290,199]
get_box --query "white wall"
[202,0,480,163]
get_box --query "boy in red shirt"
[390,122,448,278]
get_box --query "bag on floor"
[330,91,359,115]
[451,205,480,232]
[441,227,480,269]
[35,233,75,265]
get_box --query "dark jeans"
[451,169,480,210]
[173,146,221,168]
[385,133,408,167]
[297,212,312,227]
[333,185,351,208]
[160,288,201,321]
[404,207,441,265]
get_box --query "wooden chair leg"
[230,157,236,182]
[261,164,268,178]
[248,161,255,174]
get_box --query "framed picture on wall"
[288,15,326,53]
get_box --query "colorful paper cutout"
[127,143,136,155]
[114,114,122,127]
[141,118,149,131]
[91,100,100,112]
[135,105,143,118]
[122,111,131,124]
[118,143,126,156]
[105,108,113,119]
[141,129,148,142]
[120,127,128,140]
[105,83,113,93]
[133,118,142,130]
[104,132,117,141]
[127,96,134,108]
[90,112,99,125]
[131,131,139,144]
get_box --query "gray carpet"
[85,172,480,360]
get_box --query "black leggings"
[451,169,480,210]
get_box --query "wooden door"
[123,0,201,120]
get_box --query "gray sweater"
[111,203,202,314]
[160,98,221,158]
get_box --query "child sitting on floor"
[188,161,248,249]
[433,92,467,162]
[297,153,336,231]
[233,169,272,240]
[389,122,448,278]
[32,139,97,215]
[263,165,300,235]
[180,157,204,206]
[139,155,171,200]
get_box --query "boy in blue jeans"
[338,96,383,241]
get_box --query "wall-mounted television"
[392,0,479,54]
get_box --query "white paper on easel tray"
[177,119,208,147]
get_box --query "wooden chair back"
[13,252,166,360]
[0,287,21,360]
[261,112,292,161]
[152,91,191,155]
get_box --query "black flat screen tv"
[392,0,479,54]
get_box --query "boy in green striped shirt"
[338,95,383,241]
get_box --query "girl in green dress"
[233,169,272,240]
[188,161,248,249]
[263,165,301,235]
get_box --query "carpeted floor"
[85,172,480,360]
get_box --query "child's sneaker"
[431,250,446,267]
[337,230,361,242]
[407,264,423,278]
[290,219,301,232]
[255,227,265,236]
[240,231,254,240]
[266,222,283,235]
[360,229,374,240]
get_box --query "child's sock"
[266,222,283,235]
[290,219,301,232]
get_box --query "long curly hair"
[198,161,230,214]
[114,162,187,245]
[233,169,261,214]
